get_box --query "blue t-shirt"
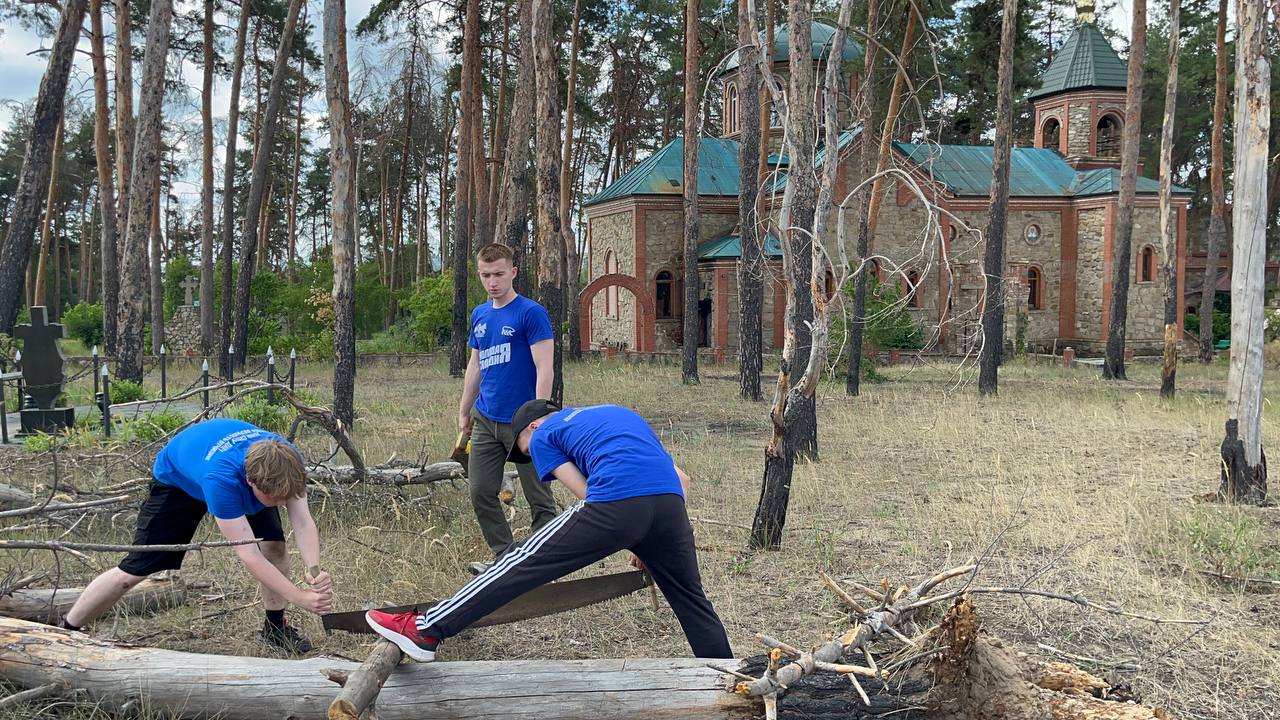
[529,405,684,503]
[152,419,291,520]
[469,295,554,423]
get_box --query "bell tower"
[1028,0,1129,170]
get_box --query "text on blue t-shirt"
[528,405,683,503]
[468,295,554,423]
[152,418,292,519]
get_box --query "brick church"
[579,5,1192,357]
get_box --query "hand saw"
[321,570,651,634]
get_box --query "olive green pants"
[469,410,559,557]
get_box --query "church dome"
[720,21,864,77]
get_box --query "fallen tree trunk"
[0,578,186,624]
[0,618,754,719]
[307,462,464,487]
[0,484,35,509]
[327,639,401,720]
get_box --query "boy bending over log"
[62,418,332,654]
[367,400,733,660]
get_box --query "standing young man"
[458,243,559,570]
[367,399,733,661]
[61,418,332,654]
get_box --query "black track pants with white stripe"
[418,493,733,658]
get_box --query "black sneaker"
[260,620,314,654]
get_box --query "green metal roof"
[1028,22,1127,100]
[721,21,864,76]
[766,128,862,193]
[894,142,1191,197]
[698,233,783,260]
[583,136,741,208]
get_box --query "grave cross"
[13,306,66,410]
[180,276,200,306]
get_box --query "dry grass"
[2,355,1278,719]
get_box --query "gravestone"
[13,306,75,434]
[180,275,200,306]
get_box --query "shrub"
[120,410,187,444]
[229,396,288,434]
[108,378,148,404]
[63,302,104,349]
[400,269,487,350]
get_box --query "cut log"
[0,617,755,719]
[499,470,517,504]
[0,484,35,510]
[327,639,401,720]
[0,577,186,624]
[308,462,464,487]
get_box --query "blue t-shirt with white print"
[152,418,290,519]
[469,295,554,423]
[529,405,684,503]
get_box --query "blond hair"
[476,242,514,265]
[244,439,307,499]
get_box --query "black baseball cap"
[506,399,560,464]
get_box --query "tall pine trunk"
[681,0,701,384]
[978,0,1018,395]
[232,0,305,368]
[1218,0,1269,505]
[323,0,357,426]
[0,0,87,332]
[200,0,216,353]
[286,19,306,282]
[149,180,164,354]
[532,0,564,404]
[33,121,65,308]
[450,0,481,377]
[1199,0,1228,363]
[1157,0,1181,399]
[116,0,174,383]
[1102,0,1147,380]
[220,0,251,373]
[560,0,583,362]
[89,0,119,345]
[494,0,534,277]
[846,0,878,396]
[113,0,134,352]
[737,0,763,401]
[387,35,419,324]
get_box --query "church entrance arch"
[579,273,656,352]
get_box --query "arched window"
[605,250,619,318]
[904,270,923,308]
[725,83,740,134]
[1026,266,1044,310]
[1042,117,1061,152]
[655,270,674,319]
[1139,246,1157,283]
[1096,114,1122,156]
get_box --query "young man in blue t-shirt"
[457,243,558,569]
[61,419,332,653]
[367,400,733,661]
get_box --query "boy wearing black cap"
[366,400,732,661]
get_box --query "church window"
[605,250,619,318]
[1024,223,1042,245]
[1027,266,1044,310]
[1042,117,1061,152]
[655,270,674,319]
[725,83,740,134]
[1139,245,1157,283]
[1097,114,1122,156]
[904,270,923,308]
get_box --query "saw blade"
[321,570,651,634]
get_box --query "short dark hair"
[476,243,514,265]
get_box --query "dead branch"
[0,538,262,553]
[905,585,1208,625]
[0,494,131,520]
[327,639,402,720]
[307,462,464,487]
[1195,568,1280,588]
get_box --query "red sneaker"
[365,609,441,662]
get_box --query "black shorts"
[118,480,284,577]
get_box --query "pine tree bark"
[737,0,763,401]
[846,0,878,396]
[387,35,419,324]
[199,0,216,353]
[323,0,357,427]
[232,0,305,368]
[1157,0,1180,399]
[33,120,64,308]
[494,0,535,278]
[116,0,174,383]
[1218,0,1269,505]
[149,179,164,354]
[221,0,252,374]
[560,0,583,363]
[532,0,564,404]
[1102,0,1147,381]
[451,0,480,377]
[90,0,118,339]
[0,0,87,332]
[681,0,701,384]
[114,0,135,350]
[1199,0,1228,364]
[286,12,306,282]
[978,0,1018,395]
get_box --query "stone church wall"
[588,209,636,348]
[1075,206,1108,341]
